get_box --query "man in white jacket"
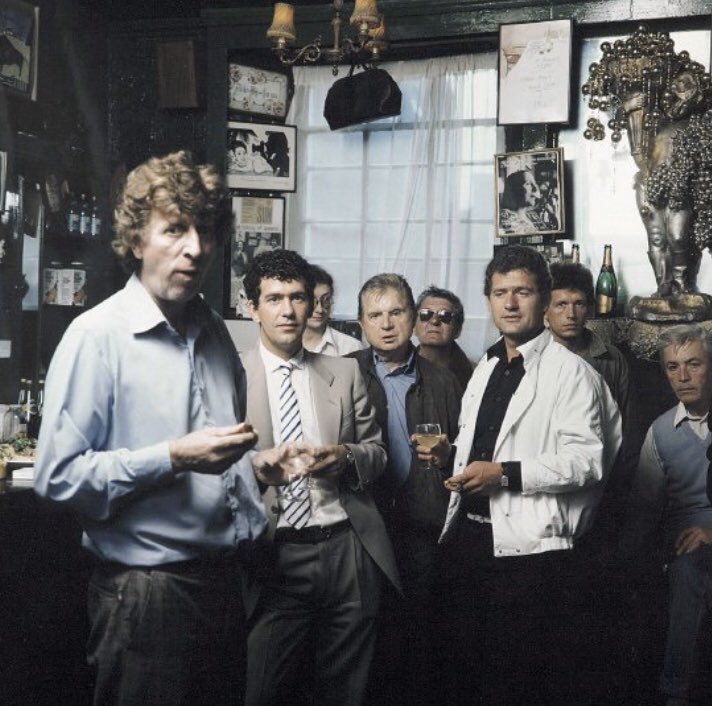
[426,245,622,706]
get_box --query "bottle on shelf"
[67,193,81,236]
[90,195,102,237]
[571,244,580,264]
[595,244,618,318]
[24,379,37,438]
[14,379,28,439]
[27,379,42,439]
[79,193,91,237]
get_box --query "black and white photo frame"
[495,148,566,238]
[226,121,296,193]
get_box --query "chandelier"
[266,0,388,74]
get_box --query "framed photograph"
[0,0,39,100]
[227,121,296,193]
[495,148,565,238]
[228,60,294,121]
[497,18,573,125]
[226,195,285,318]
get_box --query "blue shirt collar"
[372,343,417,376]
[123,274,208,336]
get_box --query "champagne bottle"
[595,244,617,318]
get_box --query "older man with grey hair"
[623,323,712,706]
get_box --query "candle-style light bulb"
[267,2,296,43]
[350,0,380,30]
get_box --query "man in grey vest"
[623,324,712,706]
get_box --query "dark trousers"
[246,527,381,706]
[366,524,442,706]
[87,560,246,706]
[661,545,712,701]
[431,517,618,706]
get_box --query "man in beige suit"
[241,249,400,706]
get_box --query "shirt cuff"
[501,461,522,492]
[129,441,174,482]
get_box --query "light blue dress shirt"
[34,275,267,566]
[374,346,417,486]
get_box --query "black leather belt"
[274,519,351,544]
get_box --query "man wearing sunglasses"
[622,324,712,706]
[414,286,474,391]
[303,264,364,356]
[348,273,462,705]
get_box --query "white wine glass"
[280,445,314,503]
[414,423,442,469]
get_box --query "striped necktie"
[279,364,310,529]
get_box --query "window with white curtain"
[286,53,503,359]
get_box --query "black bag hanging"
[323,65,402,130]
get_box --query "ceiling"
[87,0,328,22]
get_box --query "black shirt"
[464,337,526,516]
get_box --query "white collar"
[259,341,305,374]
[673,401,709,427]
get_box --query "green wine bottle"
[595,244,617,318]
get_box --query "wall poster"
[227,195,285,318]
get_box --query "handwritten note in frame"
[497,19,573,126]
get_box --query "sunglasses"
[418,308,455,324]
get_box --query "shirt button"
[504,370,510,377]
[488,425,495,431]
[495,396,502,402]
[480,452,487,459]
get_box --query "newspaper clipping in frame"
[229,196,285,318]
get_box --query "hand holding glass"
[281,444,316,501]
[414,423,441,469]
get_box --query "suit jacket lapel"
[306,352,340,443]
[242,348,275,450]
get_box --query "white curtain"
[286,53,502,358]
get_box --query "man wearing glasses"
[414,285,474,390]
[348,273,462,705]
[622,324,712,706]
[302,264,363,356]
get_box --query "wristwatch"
[500,465,509,488]
[342,444,356,468]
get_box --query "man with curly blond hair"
[35,151,267,706]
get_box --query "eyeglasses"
[314,294,333,308]
[418,308,455,324]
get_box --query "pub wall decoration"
[582,25,712,321]
[0,0,39,100]
[495,148,565,238]
[498,19,573,125]
[227,195,285,318]
[226,121,296,192]
[227,61,294,122]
